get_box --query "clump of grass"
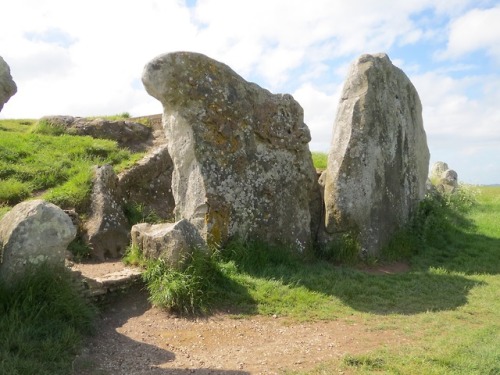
[315,232,361,265]
[311,151,327,170]
[123,202,163,226]
[382,183,479,261]
[67,237,92,261]
[31,118,67,136]
[0,264,95,374]
[142,249,229,314]
[0,178,31,205]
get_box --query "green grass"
[0,118,143,211]
[0,264,96,375]
[311,151,327,170]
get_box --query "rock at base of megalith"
[323,53,430,256]
[131,219,206,269]
[142,51,320,253]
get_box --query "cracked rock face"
[142,51,320,252]
[323,53,430,256]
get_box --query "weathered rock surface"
[84,165,130,260]
[439,169,459,193]
[0,56,17,112]
[429,162,459,193]
[0,200,76,282]
[323,53,429,256]
[39,116,153,151]
[142,51,320,252]
[118,144,175,221]
[131,219,205,269]
[429,161,449,181]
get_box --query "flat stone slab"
[67,260,142,299]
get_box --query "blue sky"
[1,0,499,184]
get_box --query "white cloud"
[293,82,341,152]
[442,6,500,62]
[1,0,499,183]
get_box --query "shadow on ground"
[72,285,249,375]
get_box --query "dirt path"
[71,283,410,375]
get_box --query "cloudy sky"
[1,0,499,184]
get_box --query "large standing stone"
[0,56,17,112]
[323,53,429,256]
[84,165,130,260]
[0,200,76,283]
[142,52,320,252]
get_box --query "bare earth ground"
[71,262,411,375]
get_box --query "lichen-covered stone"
[118,144,175,221]
[323,53,429,256]
[0,56,16,112]
[0,200,76,283]
[131,220,205,269]
[84,165,129,260]
[142,52,320,252]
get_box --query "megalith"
[323,53,429,256]
[142,52,320,252]
[0,200,76,283]
[0,56,17,112]
[83,165,130,260]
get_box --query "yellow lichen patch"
[205,196,230,247]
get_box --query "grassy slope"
[130,185,499,373]
[286,186,500,374]
[0,118,142,213]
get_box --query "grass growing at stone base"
[0,118,143,211]
[0,265,96,375]
[135,186,499,374]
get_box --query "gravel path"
[71,283,410,375]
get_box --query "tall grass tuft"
[142,249,229,314]
[0,264,95,374]
[382,183,479,261]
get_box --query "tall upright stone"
[142,52,320,252]
[0,56,17,112]
[323,53,429,256]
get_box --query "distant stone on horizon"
[322,53,430,256]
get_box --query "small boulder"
[83,165,130,260]
[439,169,459,193]
[0,200,76,283]
[323,53,430,256]
[131,219,205,269]
[0,56,17,112]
